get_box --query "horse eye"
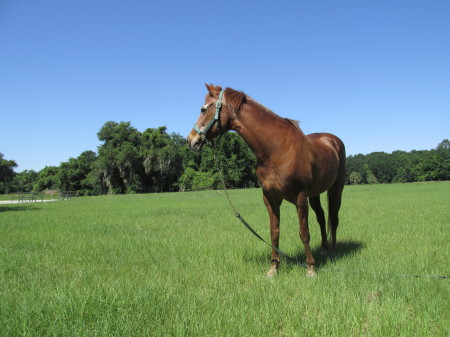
[200,105,208,114]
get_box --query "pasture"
[0,182,449,336]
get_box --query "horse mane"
[285,118,301,132]
[223,87,304,136]
[224,88,247,111]
[224,88,283,119]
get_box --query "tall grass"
[0,182,449,336]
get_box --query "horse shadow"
[244,240,365,271]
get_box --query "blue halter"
[193,89,225,141]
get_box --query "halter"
[193,89,225,141]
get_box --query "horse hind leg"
[328,141,346,256]
[327,183,344,254]
[309,196,328,254]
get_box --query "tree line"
[0,121,257,195]
[346,139,450,184]
[1,121,448,195]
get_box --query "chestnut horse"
[187,84,346,277]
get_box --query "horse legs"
[309,196,328,253]
[327,183,344,253]
[263,191,282,278]
[297,192,315,277]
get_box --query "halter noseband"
[193,89,225,141]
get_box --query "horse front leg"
[263,192,282,278]
[297,192,315,277]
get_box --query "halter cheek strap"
[194,89,225,141]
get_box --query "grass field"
[0,182,449,336]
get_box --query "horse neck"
[230,100,309,162]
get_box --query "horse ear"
[205,83,222,97]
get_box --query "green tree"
[34,166,59,191]
[212,133,257,188]
[179,133,257,191]
[95,121,142,194]
[0,153,17,193]
[364,164,378,184]
[391,151,413,183]
[348,171,362,184]
[435,143,450,180]
[366,152,396,183]
[12,170,39,192]
[346,154,368,184]
[140,127,183,192]
[57,151,97,195]
[345,140,450,184]
[436,139,450,150]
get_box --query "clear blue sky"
[1,0,449,172]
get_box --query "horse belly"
[306,169,338,197]
[307,153,340,196]
[256,165,308,204]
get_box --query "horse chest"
[256,164,304,193]
[260,174,285,192]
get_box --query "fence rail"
[12,192,44,203]
[60,191,78,200]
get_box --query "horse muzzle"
[187,130,206,151]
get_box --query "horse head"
[187,84,245,151]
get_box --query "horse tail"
[326,193,332,239]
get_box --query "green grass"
[1,182,449,336]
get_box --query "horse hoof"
[266,267,278,279]
[306,267,316,278]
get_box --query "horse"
[187,84,346,277]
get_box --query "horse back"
[307,133,345,160]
